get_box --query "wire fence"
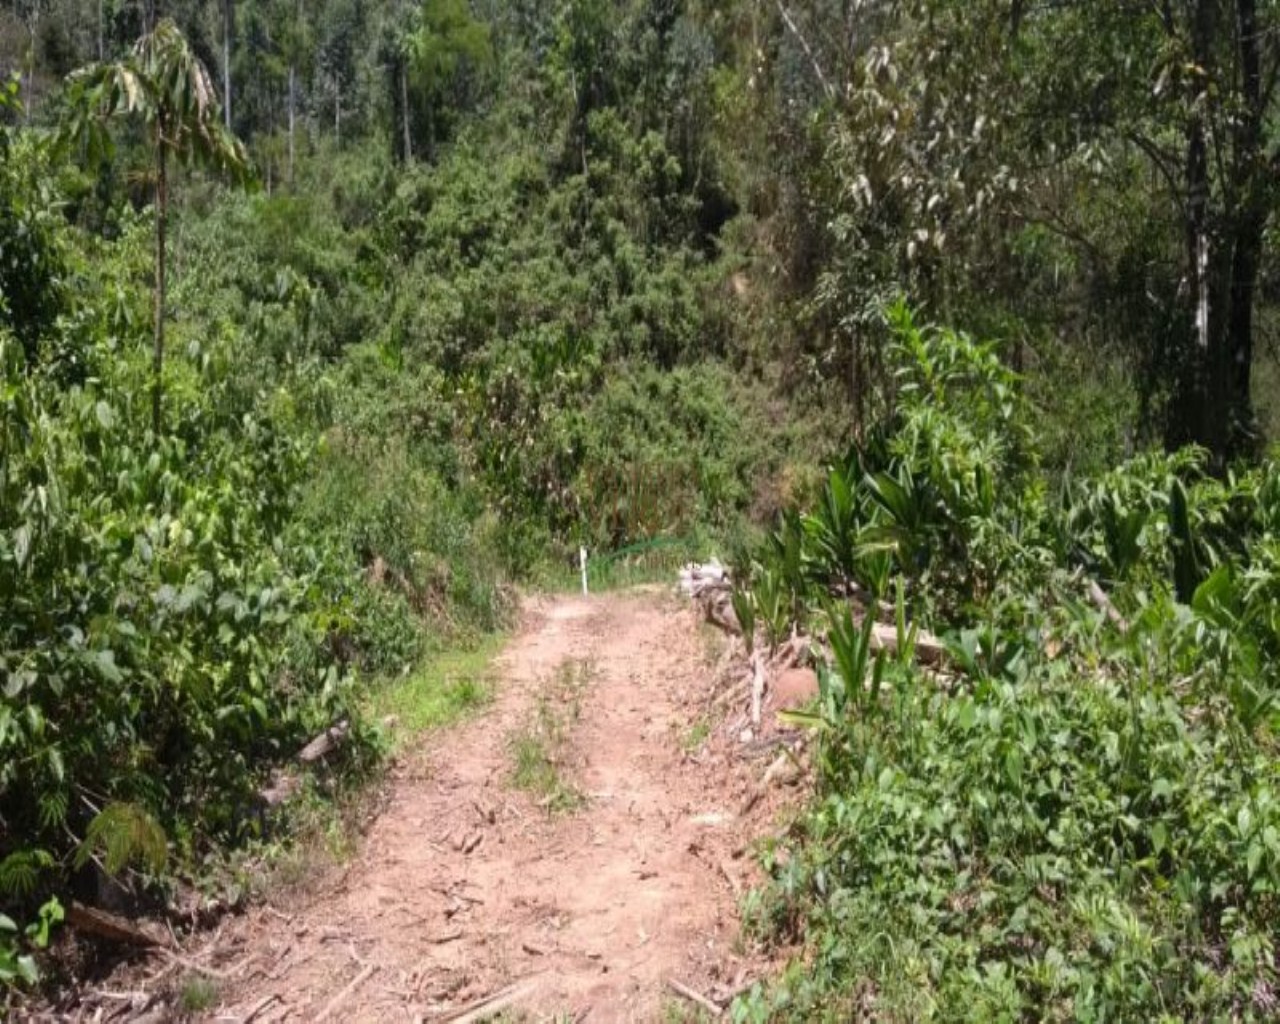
[550,535,706,593]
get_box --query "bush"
[735,305,1280,1022]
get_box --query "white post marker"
[580,546,588,595]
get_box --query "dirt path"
[201,590,772,1023]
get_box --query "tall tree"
[405,0,491,161]
[63,18,251,435]
[222,0,233,128]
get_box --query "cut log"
[868,622,946,665]
[66,902,169,948]
[298,720,350,764]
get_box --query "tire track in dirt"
[201,590,772,1023]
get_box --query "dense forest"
[3,0,1280,1018]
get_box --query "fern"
[74,803,168,877]
[36,788,69,831]
[0,850,54,898]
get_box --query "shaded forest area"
[3,1,1280,1018]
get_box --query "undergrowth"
[730,305,1280,1022]
[366,635,506,745]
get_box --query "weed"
[508,660,594,813]
[682,718,711,753]
[179,975,218,1013]
[661,996,717,1023]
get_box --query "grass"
[682,717,711,753]
[367,633,506,743]
[661,997,717,1023]
[509,659,595,813]
[179,975,219,1013]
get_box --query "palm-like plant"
[64,19,251,435]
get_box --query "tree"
[385,0,492,163]
[222,0,233,128]
[63,18,250,435]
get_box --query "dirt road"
[200,590,775,1023]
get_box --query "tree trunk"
[24,6,37,124]
[98,0,104,60]
[153,132,168,437]
[1182,0,1221,460]
[1222,0,1266,455]
[288,62,296,185]
[401,62,413,162]
[223,0,233,130]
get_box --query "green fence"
[553,535,706,593]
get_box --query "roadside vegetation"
[3,0,1280,1017]
[730,307,1280,1021]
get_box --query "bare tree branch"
[775,0,835,100]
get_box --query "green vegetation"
[4,0,1280,1014]
[509,659,593,813]
[369,636,503,740]
[730,307,1280,1021]
[178,974,219,1013]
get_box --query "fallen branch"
[737,750,797,818]
[666,978,724,1017]
[242,993,281,1023]
[155,949,238,981]
[1086,578,1129,632]
[67,902,169,948]
[718,858,742,900]
[774,0,834,99]
[434,976,541,1023]
[315,963,377,1022]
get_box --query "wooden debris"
[156,949,238,981]
[681,561,742,635]
[678,560,728,598]
[737,750,796,818]
[241,993,281,1023]
[666,978,724,1017]
[718,858,742,899]
[433,975,541,1023]
[67,902,169,948]
[298,720,350,763]
[315,962,377,1022]
[1086,578,1129,632]
[737,787,763,818]
[868,621,946,665]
